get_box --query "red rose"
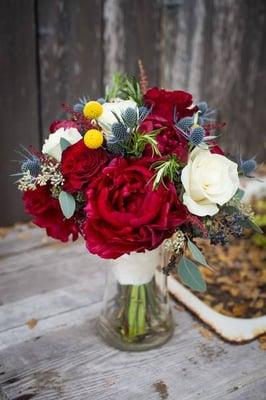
[61,140,110,193]
[144,87,196,122]
[211,145,224,155]
[140,114,188,162]
[23,185,79,242]
[84,157,188,259]
[50,120,78,133]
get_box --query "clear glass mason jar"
[98,248,174,351]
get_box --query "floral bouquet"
[15,68,261,350]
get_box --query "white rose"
[181,147,239,216]
[97,99,138,136]
[42,127,82,162]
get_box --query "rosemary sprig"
[105,73,143,106]
[151,156,181,189]
[126,129,162,158]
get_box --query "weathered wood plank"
[0,303,265,399]
[200,0,266,161]
[0,228,266,399]
[0,0,40,226]
[122,0,161,86]
[0,239,105,305]
[0,227,48,260]
[103,0,125,86]
[160,0,266,161]
[103,0,161,87]
[37,0,103,136]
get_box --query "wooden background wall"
[1,0,266,226]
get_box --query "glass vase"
[98,248,174,351]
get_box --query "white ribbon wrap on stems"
[111,248,160,285]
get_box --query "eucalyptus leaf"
[59,191,76,219]
[239,218,263,234]
[60,138,71,152]
[187,238,209,268]
[222,205,239,215]
[235,188,245,201]
[177,256,207,292]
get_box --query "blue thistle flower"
[106,142,125,155]
[73,95,89,113]
[97,98,106,105]
[123,107,138,128]
[73,103,83,113]
[111,122,130,142]
[240,159,257,176]
[138,106,150,121]
[177,117,193,132]
[197,101,208,114]
[21,157,40,177]
[189,126,205,145]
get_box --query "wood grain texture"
[37,0,103,136]
[103,0,125,86]
[0,226,266,399]
[160,0,266,160]
[122,0,161,86]
[0,0,40,226]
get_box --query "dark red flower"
[83,157,188,259]
[23,185,79,242]
[49,120,78,133]
[211,145,224,155]
[144,87,196,122]
[61,140,110,193]
[140,114,188,162]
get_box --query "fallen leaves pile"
[194,237,265,318]
[191,197,266,319]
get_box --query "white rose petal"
[181,147,239,216]
[42,127,82,162]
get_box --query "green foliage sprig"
[151,156,181,189]
[105,73,143,106]
[126,129,161,158]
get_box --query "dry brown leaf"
[258,334,266,350]
[181,225,266,319]
[17,231,32,240]
[0,227,12,239]
[197,326,213,340]
[26,318,38,329]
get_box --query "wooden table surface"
[0,225,265,400]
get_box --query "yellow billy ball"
[83,101,103,119]
[83,129,104,149]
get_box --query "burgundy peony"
[144,87,196,122]
[61,140,110,193]
[83,157,188,259]
[140,114,189,162]
[49,120,78,133]
[23,185,79,242]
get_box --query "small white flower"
[42,127,82,162]
[97,99,138,136]
[181,147,239,216]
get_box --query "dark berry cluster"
[209,213,245,245]
[162,254,178,276]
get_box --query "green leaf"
[187,238,209,268]
[59,191,76,219]
[177,256,207,292]
[239,218,263,234]
[222,205,240,215]
[235,188,245,201]
[60,138,71,152]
